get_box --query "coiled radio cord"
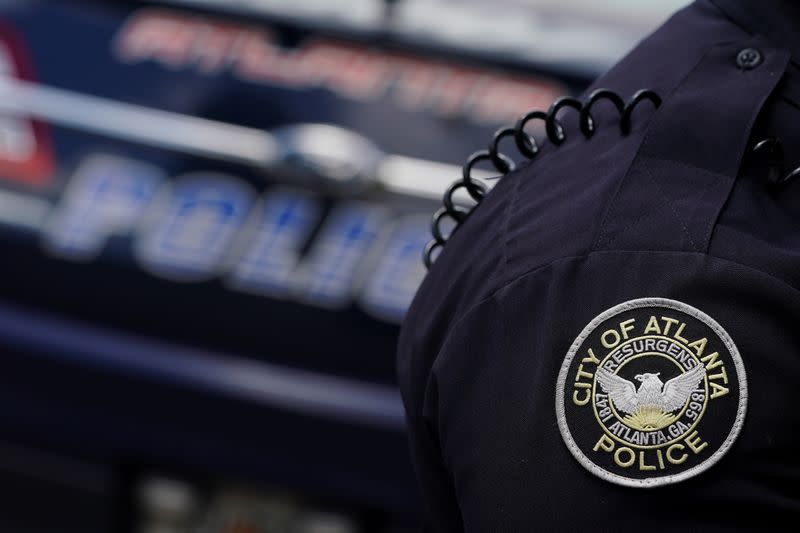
[423,88,662,269]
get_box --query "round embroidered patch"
[555,298,747,488]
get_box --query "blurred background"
[0,0,687,531]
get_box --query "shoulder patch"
[555,298,747,488]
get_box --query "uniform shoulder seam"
[441,249,800,357]
[500,162,524,281]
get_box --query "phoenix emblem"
[596,365,706,431]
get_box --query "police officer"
[398,0,800,530]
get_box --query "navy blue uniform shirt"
[398,1,800,530]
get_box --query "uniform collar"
[710,0,800,63]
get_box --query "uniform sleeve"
[398,248,800,531]
[397,263,559,532]
[397,299,465,532]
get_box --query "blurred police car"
[0,0,684,531]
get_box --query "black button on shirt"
[736,47,762,69]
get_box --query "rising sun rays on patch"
[622,406,677,431]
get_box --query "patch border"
[555,297,748,488]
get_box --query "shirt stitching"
[436,249,800,361]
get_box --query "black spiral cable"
[423,88,662,269]
[750,137,800,185]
